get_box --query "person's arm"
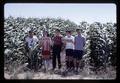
[71,36,75,44]
[83,37,85,47]
[36,36,39,44]
[74,37,76,45]
[37,37,42,48]
[24,37,28,48]
[50,37,53,47]
[62,37,67,45]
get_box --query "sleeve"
[39,38,43,47]
[25,37,28,42]
[63,36,67,44]
[72,36,75,44]
[35,36,39,43]
[74,36,76,44]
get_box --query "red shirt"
[41,37,51,51]
[53,36,62,46]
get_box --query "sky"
[4,3,116,24]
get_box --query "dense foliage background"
[4,16,116,79]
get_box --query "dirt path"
[4,52,116,79]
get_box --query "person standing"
[52,29,63,71]
[24,30,39,70]
[74,29,85,73]
[40,31,52,72]
[64,30,75,71]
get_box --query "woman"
[40,31,52,72]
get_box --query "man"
[24,30,39,70]
[52,29,63,71]
[74,29,85,73]
[64,30,74,71]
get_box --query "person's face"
[55,31,59,36]
[43,32,47,37]
[77,30,80,35]
[29,32,33,37]
[66,32,71,36]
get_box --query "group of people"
[24,28,85,74]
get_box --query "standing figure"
[64,30,75,71]
[74,29,85,73]
[40,31,52,72]
[24,30,39,70]
[52,29,63,71]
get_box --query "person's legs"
[57,46,61,69]
[76,60,80,71]
[65,55,69,69]
[77,50,83,71]
[33,54,37,71]
[69,56,72,69]
[44,59,48,72]
[74,58,77,71]
[57,52,61,69]
[52,46,57,70]
[42,58,47,72]
[68,49,74,70]
[29,50,33,69]
[73,50,77,70]
[46,58,50,71]
[73,50,80,74]
[65,49,69,70]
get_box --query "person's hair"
[33,32,36,35]
[76,29,80,32]
[29,30,33,34]
[56,29,60,32]
[66,30,71,33]
[43,31,49,37]
[47,33,50,37]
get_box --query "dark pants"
[52,45,61,69]
[65,49,74,69]
[26,48,38,71]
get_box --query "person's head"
[55,29,60,36]
[76,29,81,35]
[33,32,36,35]
[43,31,49,37]
[29,30,34,37]
[66,30,71,36]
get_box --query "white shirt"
[25,35,39,49]
[64,35,74,49]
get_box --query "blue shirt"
[75,35,85,51]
